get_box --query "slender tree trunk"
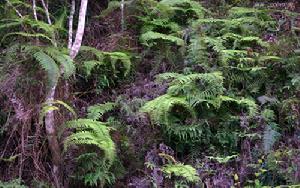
[43,0,89,186]
[32,0,38,21]
[45,85,62,188]
[68,0,75,50]
[70,0,89,59]
[39,1,61,186]
[41,0,52,25]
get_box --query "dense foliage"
[0,0,300,187]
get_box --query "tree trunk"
[68,0,75,50]
[70,0,89,59]
[41,0,52,25]
[45,85,62,188]
[32,0,38,21]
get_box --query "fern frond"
[33,51,60,88]
[140,31,184,47]
[79,46,131,77]
[155,72,182,83]
[87,102,116,120]
[64,119,115,162]
[1,32,55,45]
[162,163,200,183]
[141,94,196,126]
[44,47,75,78]
[166,72,225,106]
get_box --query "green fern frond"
[159,0,208,19]
[83,61,105,76]
[140,31,184,47]
[155,72,182,83]
[79,46,131,77]
[141,94,196,126]
[33,51,60,88]
[64,119,115,162]
[44,47,75,78]
[80,46,105,60]
[87,102,116,120]
[0,19,23,30]
[166,72,225,106]
[162,163,200,183]
[228,7,269,19]
[1,32,55,45]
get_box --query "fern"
[0,179,27,188]
[44,47,75,78]
[2,32,55,45]
[228,7,269,19]
[40,100,77,123]
[140,31,184,47]
[159,0,208,20]
[87,102,116,120]
[162,163,200,183]
[141,94,196,126]
[64,119,115,162]
[79,46,131,77]
[158,72,224,106]
[33,51,60,88]
[75,153,116,187]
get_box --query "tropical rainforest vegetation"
[0,0,300,187]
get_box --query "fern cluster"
[64,102,119,186]
[76,46,131,89]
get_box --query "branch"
[5,0,23,18]
[41,0,52,25]
[68,0,76,50]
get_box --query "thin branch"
[68,0,76,50]
[41,0,52,25]
[5,0,23,18]
[32,0,38,21]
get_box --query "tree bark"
[70,0,89,59]
[32,0,38,21]
[45,85,62,188]
[41,0,52,24]
[68,0,75,50]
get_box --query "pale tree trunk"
[70,0,89,59]
[41,0,52,25]
[42,0,89,187]
[68,0,75,50]
[32,0,38,21]
[45,86,62,188]
[39,1,61,187]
